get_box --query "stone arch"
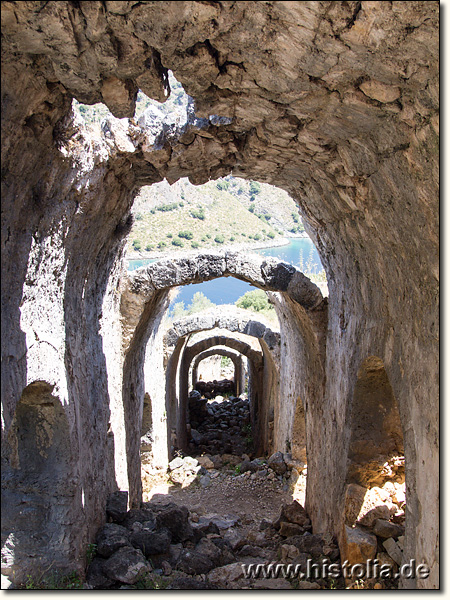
[1,382,81,585]
[191,348,245,397]
[130,252,322,307]
[346,356,404,489]
[165,330,265,453]
[164,304,280,350]
[159,307,276,464]
[122,251,322,352]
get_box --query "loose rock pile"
[91,451,404,589]
[86,491,342,590]
[163,450,304,493]
[193,378,235,399]
[342,472,406,584]
[187,390,251,456]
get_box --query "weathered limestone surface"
[1,1,439,587]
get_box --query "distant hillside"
[128,176,305,257]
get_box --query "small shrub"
[191,241,200,249]
[157,202,179,212]
[158,241,167,248]
[214,234,225,244]
[172,238,184,247]
[249,181,261,195]
[236,289,274,312]
[216,180,230,191]
[145,244,153,251]
[135,212,143,220]
[267,231,275,239]
[206,233,211,239]
[253,233,261,241]
[190,207,206,220]
[249,205,255,213]
[167,233,173,238]
[230,236,235,241]
[132,239,141,251]
[178,230,194,240]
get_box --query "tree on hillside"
[249,181,261,196]
[188,292,215,314]
[236,289,273,312]
[170,292,216,320]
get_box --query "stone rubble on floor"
[85,489,345,589]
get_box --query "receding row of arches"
[2,250,406,586]
[191,348,246,398]
[121,254,406,548]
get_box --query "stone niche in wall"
[2,382,81,584]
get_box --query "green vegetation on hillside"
[128,175,306,256]
[235,289,277,323]
[71,71,307,256]
[127,176,292,255]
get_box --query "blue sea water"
[127,237,323,308]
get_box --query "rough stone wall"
[2,382,80,582]
[270,292,328,461]
[1,1,439,587]
[1,60,138,579]
[121,290,169,500]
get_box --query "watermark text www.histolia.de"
[241,559,430,581]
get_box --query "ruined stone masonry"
[1,1,438,589]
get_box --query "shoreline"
[126,233,309,263]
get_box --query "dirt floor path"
[144,466,304,525]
